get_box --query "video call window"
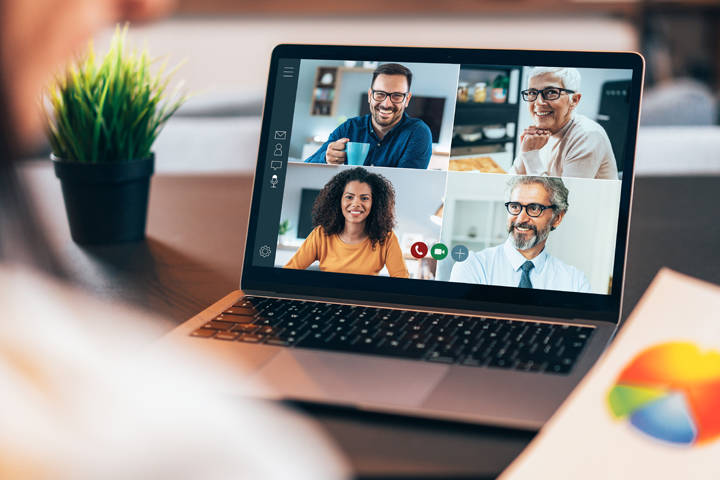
[287,59,459,171]
[449,65,633,179]
[277,163,445,280]
[438,173,620,295]
[269,58,632,296]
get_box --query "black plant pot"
[52,155,154,244]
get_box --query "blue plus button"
[451,245,469,262]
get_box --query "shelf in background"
[451,135,514,148]
[454,102,519,125]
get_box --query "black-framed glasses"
[520,87,575,102]
[505,202,556,217]
[371,90,408,103]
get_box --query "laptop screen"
[243,46,643,322]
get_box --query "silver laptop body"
[162,45,644,430]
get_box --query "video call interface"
[262,58,633,296]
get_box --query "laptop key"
[545,362,573,375]
[205,320,236,330]
[234,297,260,307]
[461,357,486,367]
[488,357,516,369]
[235,324,260,333]
[239,333,264,343]
[224,306,257,316]
[215,330,241,341]
[266,337,290,346]
[371,339,419,359]
[297,331,327,345]
[515,360,535,371]
[257,325,280,336]
[427,351,457,364]
[296,332,348,352]
[216,314,254,324]
[406,341,432,358]
[191,328,217,338]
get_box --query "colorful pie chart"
[607,342,720,446]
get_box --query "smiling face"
[527,73,580,134]
[341,180,373,227]
[368,74,411,131]
[507,182,564,251]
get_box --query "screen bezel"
[242,44,644,323]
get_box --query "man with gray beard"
[450,176,590,293]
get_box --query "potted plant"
[491,74,509,103]
[278,219,292,245]
[45,25,186,244]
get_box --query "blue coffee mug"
[346,142,370,165]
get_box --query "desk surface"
[21,162,720,479]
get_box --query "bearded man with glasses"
[304,63,432,169]
[511,67,618,180]
[450,176,590,293]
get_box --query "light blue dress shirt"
[449,237,591,293]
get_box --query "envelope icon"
[274,130,287,140]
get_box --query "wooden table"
[21,162,720,479]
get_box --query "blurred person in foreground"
[0,0,347,478]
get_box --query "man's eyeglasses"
[505,202,557,217]
[520,87,575,102]
[371,90,409,103]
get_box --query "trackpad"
[253,350,449,407]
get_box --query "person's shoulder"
[309,226,329,240]
[545,253,586,279]
[566,115,611,149]
[403,115,431,133]
[347,114,371,126]
[336,115,368,132]
[381,231,403,250]
[385,230,399,241]
[469,243,503,263]
[451,244,498,281]
[573,114,609,136]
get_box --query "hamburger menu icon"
[607,341,720,446]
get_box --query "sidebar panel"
[253,58,300,267]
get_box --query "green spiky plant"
[45,25,187,164]
[278,219,292,236]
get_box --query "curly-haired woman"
[285,167,409,278]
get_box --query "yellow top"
[285,226,409,278]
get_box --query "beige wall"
[98,16,637,173]
[98,17,638,94]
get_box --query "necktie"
[518,260,534,288]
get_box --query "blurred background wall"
[39,1,720,173]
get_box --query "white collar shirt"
[449,237,591,293]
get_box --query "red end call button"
[410,242,428,259]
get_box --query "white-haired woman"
[511,66,619,180]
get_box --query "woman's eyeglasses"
[520,87,575,102]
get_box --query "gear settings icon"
[258,245,272,258]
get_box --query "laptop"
[162,45,644,430]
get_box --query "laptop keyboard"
[190,296,594,375]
